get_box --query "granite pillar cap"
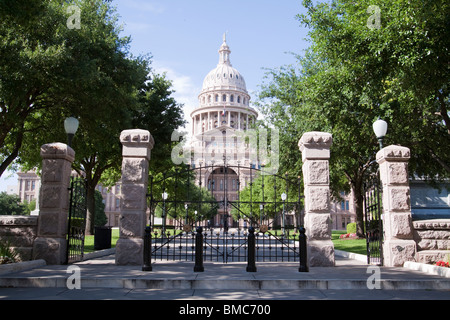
[40,143,75,162]
[376,145,410,163]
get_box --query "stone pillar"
[376,145,416,267]
[298,132,334,267]
[32,143,75,265]
[115,129,154,265]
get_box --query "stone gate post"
[32,143,75,264]
[115,129,154,265]
[298,132,335,267]
[376,145,416,267]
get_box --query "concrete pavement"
[0,251,449,301]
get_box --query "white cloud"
[154,66,200,137]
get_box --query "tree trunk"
[85,183,96,236]
[351,178,365,238]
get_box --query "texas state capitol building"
[189,35,259,229]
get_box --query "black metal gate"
[146,161,305,265]
[66,177,88,264]
[363,171,383,266]
[149,228,303,263]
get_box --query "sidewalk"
[0,251,449,300]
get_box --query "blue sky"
[0,0,311,192]
[113,0,310,125]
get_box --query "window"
[230,95,234,102]
[237,96,241,103]
[222,94,226,102]
[215,95,219,102]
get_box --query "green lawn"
[82,228,367,256]
[331,230,367,255]
[84,228,119,253]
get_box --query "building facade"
[189,35,259,228]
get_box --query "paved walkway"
[0,253,449,301]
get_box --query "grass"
[83,228,119,253]
[331,230,367,255]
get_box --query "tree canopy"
[0,1,186,233]
[258,0,449,236]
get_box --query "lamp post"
[281,193,287,236]
[64,117,79,148]
[259,204,263,227]
[194,210,198,227]
[162,192,168,236]
[372,118,388,150]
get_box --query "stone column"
[298,132,334,267]
[376,145,416,267]
[32,143,75,265]
[115,129,154,265]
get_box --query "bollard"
[142,226,152,271]
[298,226,309,272]
[246,227,257,272]
[194,226,204,272]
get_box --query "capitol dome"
[191,34,257,136]
[201,39,247,94]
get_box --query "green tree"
[150,165,218,227]
[231,171,301,228]
[3,0,150,235]
[258,0,449,237]
[3,2,185,235]
[0,192,29,216]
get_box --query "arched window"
[230,95,234,102]
[215,94,219,102]
[222,94,226,102]
[237,96,241,103]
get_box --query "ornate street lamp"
[281,193,287,236]
[372,118,388,150]
[64,117,79,147]
[194,210,198,227]
[162,192,168,236]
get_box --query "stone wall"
[413,219,450,264]
[0,216,38,261]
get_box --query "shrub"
[0,240,18,264]
[346,222,356,234]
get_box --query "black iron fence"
[143,225,308,272]
[363,172,383,266]
[144,162,308,272]
[66,177,88,264]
